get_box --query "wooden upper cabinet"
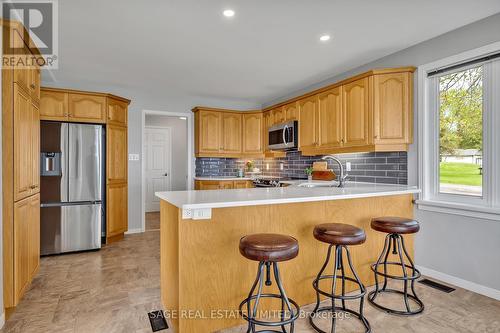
[68,93,107,123]
[242,113,263,154]
[373,72,411,145]
[14,84,33,201]
[273,108,285,124]
[318,87,343,149]
[40,89,68,120]
[107,125,128,184]
[197,110,221,154]
[343,78,371,147]
[284,102,298,121]
[107,183,128,236]
[263,111,274,151]
[107,98,128,126]
[220,113,242,154]
[298,96,318,150]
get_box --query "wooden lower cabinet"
[195,180,253,190]
[233,180,253,189]
[13,193,40,306]
[107,183,128,238]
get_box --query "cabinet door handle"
[30,84,35,89]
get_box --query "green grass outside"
[439,162,482,186]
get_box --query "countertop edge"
[157,188,420,210]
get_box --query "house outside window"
[417,43,500,220]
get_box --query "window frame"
[417,42,500,220]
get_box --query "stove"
[252,176,304,188]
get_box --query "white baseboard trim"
[416,265,500,301]
[0,311,5,328]
[125,228,144,235]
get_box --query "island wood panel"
[160,201,180,331]
[161,194,414,333]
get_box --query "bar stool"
[368,217,424,315]
[238,233,300,333]
[310,223,371,333]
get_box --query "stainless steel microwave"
[268,120,298,150]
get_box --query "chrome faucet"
[321,155,348,188]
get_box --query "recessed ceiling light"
[319,34,331,42]
[179,116,187,120]
[223,9,235,17]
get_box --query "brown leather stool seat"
[371,216,420,234]
[313,223,366,245]
[239,233,299,262]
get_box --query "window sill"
[415,200,500,221]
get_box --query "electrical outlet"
[193,208,212,220]
[280,162,284,170]
[346,162,352,171]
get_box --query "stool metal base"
[368,233,424,316]
[309,245,371,333]
[239,261,299,333]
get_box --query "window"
[438,66,483,197]
[418,43,500,219]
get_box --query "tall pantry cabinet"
[2,20,42,312]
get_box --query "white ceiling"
[44,0,500,107]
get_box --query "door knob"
[164,173,168,176]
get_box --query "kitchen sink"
[297,182,338,188]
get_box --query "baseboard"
[416,265,500,301]
[0,311,5,328]
[125,228,144,235]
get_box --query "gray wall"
[145,115,188,191]
[265,13,500,291]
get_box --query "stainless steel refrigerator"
[40,122,104,255]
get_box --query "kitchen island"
[156,183,420,333]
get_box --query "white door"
[145,127,171,212]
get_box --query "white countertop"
[156,182,420,210]
[194,176,253,181]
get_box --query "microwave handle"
[283,125,288,145]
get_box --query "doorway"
[141,110,192,232]
[144,126,172,213]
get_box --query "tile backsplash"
[195,151,408,185]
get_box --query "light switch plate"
[128,154,140,161]
[346,162,352,171]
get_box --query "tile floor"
[2,214,500,333]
